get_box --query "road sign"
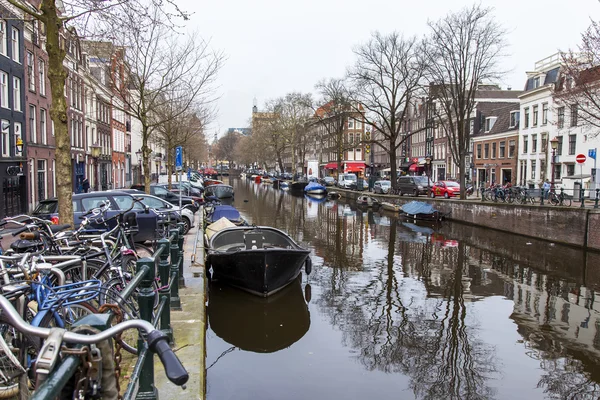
[187,167,191,180]
[175,146,183,171]
[589,148,597,160]
[576,154,587,164]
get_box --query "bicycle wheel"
[549,193,559,206]
[60,258,108,284]
[38,302,99,330]
[562,197,572,207]
[0,317,38,400]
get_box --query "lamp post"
[550,137,558,191]
[135,150,142,184]
[425,156,432,194]
[90,142,101,191]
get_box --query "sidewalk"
[153,221,207,399]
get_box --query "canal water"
[206,178,600,400]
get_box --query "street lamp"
[15,137,23,153]
[425,156,432,193]
[90,142,101,191]
[550,137,559,191]
[135,149,142,184]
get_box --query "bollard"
[540,187,544,206]
[581,188,585,208]
[157,238,173,342]
[170,227,182,311]
[596,188,600,209]
[177,222,186,288]
[136,258,158,400]
[560,188,565,206]
[481,188,485,202]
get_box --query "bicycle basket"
[38,279,102,311]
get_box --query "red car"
[430,181,461,198]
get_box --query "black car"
[31,191,159,242]
[155,182,203,197]
[119,191,194,235]
[130,184,199,212]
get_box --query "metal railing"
[32,222,185,400]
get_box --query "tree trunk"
[389,137,398,190]
[277,154,284,173]
[142,125,152,193]
[44,1,71,226]
[166,139,172,189]
[459,148,466,199]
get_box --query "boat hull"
[290,182,308,192]
[306,189,326,194]
[380,202,401,212]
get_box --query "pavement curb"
[154,213,206,399]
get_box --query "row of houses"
[0,2,167,218]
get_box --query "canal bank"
[153,220,207,399]
[332,188,600,251]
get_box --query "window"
[492,142,497,158]
[509,140,516,158]
[532,105,538,126]
[0,21,6,56]
[356,119,362,129]
[348,133,354,144]
[554,164,561,180]
[1,119,7,157]
[40,108,46,145]
[567,164,575,176]
[510,111,520,128]
[484,143,489,158]
[557,136,563,156]
[11,27,19,62]
[534,77,540,88]
[27,52,34,91]
[348,119,354,129]
[29,105,36,143]
[477,143,482,159]
[0,71,7,108]
[485,117,496,132]
[541,133,547,153]
[568,134,576,155]
[524,108,530,128]
[542,103,548,125]
[12,77,20,111]
[532,135,537,153]
[499,141,506,158]
[570,104,578,127]
[557,106,565,128]
[523,136,528,153]
[37,160,46,201]
[531,161,536,180]
[38,59,45,96]
[81,196,111,211]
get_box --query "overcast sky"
[183,0,599,138]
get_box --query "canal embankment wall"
[332,189,600,252]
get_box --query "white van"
[338,173,357,189]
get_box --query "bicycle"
[0,295,188,399]
[548,189,572,206]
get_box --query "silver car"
[373,180,391,194]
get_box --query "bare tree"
[311,78,356,178]
[214,131,241,168]
[347,32,428,189]
[556,20,600,132]
[2,0,189,226]
[277,92,313,176]
[425,4,507,198]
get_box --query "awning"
[345,162,367,173]
[400,162,414,170]
[325,162,338,169]
[409,164,420,172]
[562,174,591,179]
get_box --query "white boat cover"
[205,217,236,241]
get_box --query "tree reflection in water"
[317,213,497,400]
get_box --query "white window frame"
[38,59,45,96]
[348,119,354,129]
[13,122,21,155]
[355,119,362,129]
[27,51,34,91]
[0,21,7,56]
[40,108,46,145]
[11,27,19,62]
[29,105,36,143]
[1,119,8,157]
[0,71,7,108]
[12,76,20,111]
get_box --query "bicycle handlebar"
[0,296,189,386]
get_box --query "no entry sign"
[576,154,587,164]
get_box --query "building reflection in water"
[229,179,600,399]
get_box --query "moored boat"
[205,184,234,199]
[304,181,327,195]
[204,178,224,187]
[206,226,312,297]
[356,195,380,207]
[290,181,308,192]
[280,181,289,190]
[261,177,274,184]
[400,201,446,221]
[254,175,262,184]
[205,204,246,226]
[380,202,401,212]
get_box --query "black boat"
[290,181,308,192]
[400,201,447,221]
[206,226,312,297]
[204,184,234,199]
[208,276,310,353]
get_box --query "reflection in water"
[208,276,310,353]
[206,178,600,400]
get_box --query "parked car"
[430,181,461,198]
[123,191,194,235]
[31,191,159,242]
[156,181,203,197]
[350,178,369,191]
[338,173,357,189]
[322,176,336,186]
[130,184,200,212]
[396,176,432,196]
[373,180,392,194]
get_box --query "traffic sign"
[576,153,587,164]
[175,146,183,171]
[589,148,597,160]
